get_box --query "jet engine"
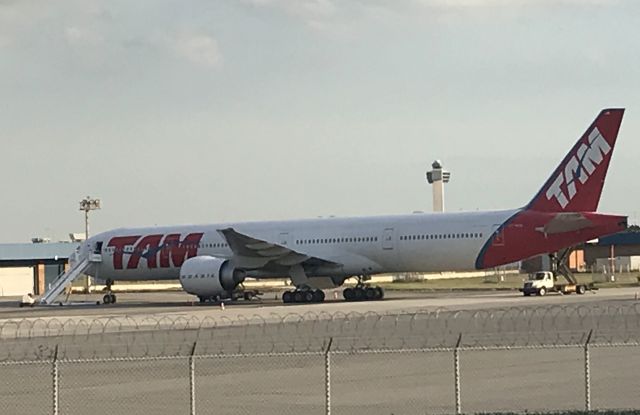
[179,256,246,299]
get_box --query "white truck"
[520,271,594,296]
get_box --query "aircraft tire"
[354,288,365,301]
[103,294,112,305]
[374,286,384,300]
[110,294,117,304]
[294,291,304,303]
[303,291,314,303]
[313,290,325,303]
[282,291,293,303]
[343,288,354,301]
[365,287,377,300]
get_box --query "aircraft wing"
[536,212,594,235]
[217,227,341,269]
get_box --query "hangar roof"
[0,242,79,262]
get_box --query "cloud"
[244,0,337,19]
[242,0,618,23]
[63,26,102,47]
[167,33,222,68]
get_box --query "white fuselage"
[82,209,518,282]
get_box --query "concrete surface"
[1,289,640,414]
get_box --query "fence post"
[325,337,333,415]
[454,334,462,415]
[190,341,197,415]
[584,329,593,411]
[52,344,59,415]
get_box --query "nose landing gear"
[102,279,117,304]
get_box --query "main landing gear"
[102,279,117,304]
[282,289,325,304]
[343,277,384,301]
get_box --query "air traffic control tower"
[426,160,450,212]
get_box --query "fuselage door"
[382,228,394,250]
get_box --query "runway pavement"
[1,288,640,414]
[2,285,640,321]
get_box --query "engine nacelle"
[179,256,246,298]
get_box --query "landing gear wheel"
[365,287,377,300]
[283,291,293,303]
[294,291,304,303]
[312,290,325,303]
[343,288,354,301]
[198,296,206,304]
[303,291,314,303]
[538,287,546,296]
[343,285,383,301]
[103,279,116,305]
[577,285,586,295]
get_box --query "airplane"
[54,108,626,305]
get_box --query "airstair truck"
[520,271,591,296]
[520,249,596,296]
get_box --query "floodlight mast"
[79,196,101,240]
[79,196,101,293]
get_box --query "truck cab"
[522,271,555,296]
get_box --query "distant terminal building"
[0,240,79,296]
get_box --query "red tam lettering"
[108,236,141,270]
[127,234,164,269]
[159,234,181,268]
[164,233,204,268]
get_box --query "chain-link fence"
[1,304,640,414]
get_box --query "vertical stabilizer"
[526,108,624,213]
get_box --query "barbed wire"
[1,303,640,361]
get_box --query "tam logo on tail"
[527,108,624,213]
[545,127,612,209]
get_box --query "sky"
[1,0,640,243]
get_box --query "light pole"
[79,196,101,240]
[79,196,101,293]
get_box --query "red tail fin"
[526,108,624,213]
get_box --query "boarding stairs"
[39,254,101,305]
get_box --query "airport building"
[0,241,79,296]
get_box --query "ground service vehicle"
[521,271,593,296]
